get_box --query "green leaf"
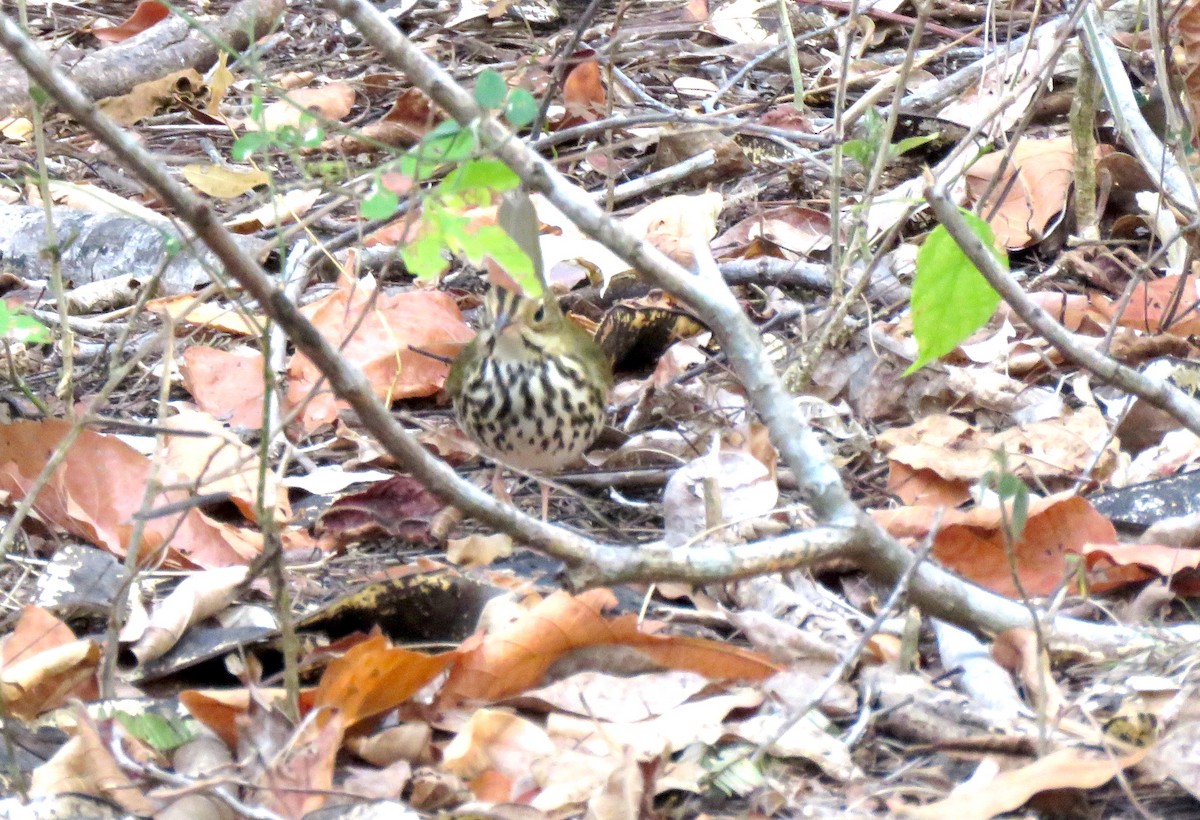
[8,314,50,344]
[401,234,451,279]
[841,138,874,166]
[428,127,478,163]
[427,119,463,140]
[474,70,508,110]
[454,225,538,295]
[905,211,1005,375]
[360,184,399,220]
[995,469,1030,541]
[504,89,538,127]
[115,711,196,753]
[403,126,478,181]
[300,123,325,148]
[231,131,271,161]
[890,132,938,160]
[438,159,519,197]
[499,189,544,288]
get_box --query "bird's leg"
[490,466,513,506]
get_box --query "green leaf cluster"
[842,108,939,169]
[361,70,540,293]
[0,304,50,344]
[231,97,325,161]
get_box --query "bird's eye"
[533,305,546,322]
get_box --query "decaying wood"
[0,0,283,117]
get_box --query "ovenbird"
[447,287,612,479]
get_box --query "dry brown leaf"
[446,532,514,567]
[346,723,432,767]
[663,445,778,547]
[874,493,1146,597]
[162,408,289,523]
[1179,0,1200,148]
[0,419,261,568]
[180,346,267,429]
[250,82,356,132]
[225,187,321,234]
[97,69,204,126]
[182,163,271,198]
[442,708,555,786]
[877,406,1118,484]
[126,566,249,665]
[547,688,763,758]
[904,747,1147,819]
[29,709,156,815]
[145,295,266,336]
[251,709,344,818]
[967,137,1099,249]
[287,275,472,431]
[1,606,99,720]
[734,711,860,781]
[313,632,456,729]
[440,589,780,704]
[521,670,711,722]
[314,474,446,551]
[622,192,723,268]
[713,205,833,260]
[336,87,441,150]
[991,629,1065,718]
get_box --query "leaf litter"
[5,0,1200,817]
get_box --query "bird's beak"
[490,289,517,335]
[493,302,512,335]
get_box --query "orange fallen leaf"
[440,589,780,705]
[287,275,472,431]
[0,419,261,568]
[967,137,1085,249]
[1081,542,1200,593]
[92,1,169,43]
[1,606,99,719]
[874,493,1145,597]
[1089,273,1200,336]
[563,59,606,122]
[180,345,268,430]
[313,632,456,729]
[180,688,320,750]
[886,462,972,508]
